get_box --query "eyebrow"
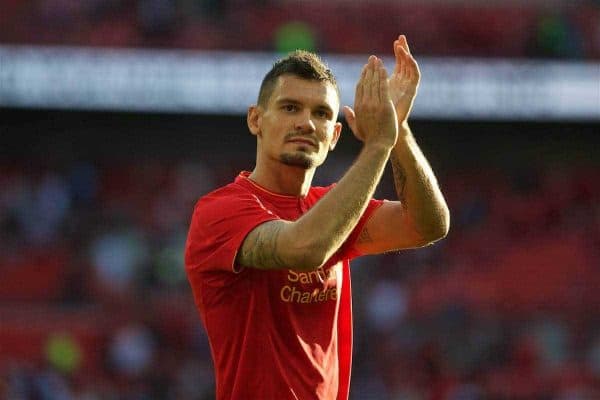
[275,98,335,115]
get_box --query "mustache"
[284,132,317,145]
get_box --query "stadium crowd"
[1,0,599,58]
[0,150,598,398]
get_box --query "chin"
[280,153,315,169]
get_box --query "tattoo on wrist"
[391,155,407,206]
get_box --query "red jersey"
[185,172,382,400]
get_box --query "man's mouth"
[286,138,317,148]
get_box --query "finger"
[342,106,358,136]
[364,56,376,101]
[408,54,421,83]
[395,45,405,80]
[355,63,368,105]
[400,47,420,83]
[393,39,402,75]
[398,34,410,54]
[398,45,410,80]
[361,62,369,80]
[378,61,390,101]
[372,57,381,102]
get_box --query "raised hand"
[343,56,398,149]
[389,35,420,124]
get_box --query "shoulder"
[191,181,277,224]
[195,181,255,210]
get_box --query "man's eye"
[316,110,328,118]
[283,105,297,112]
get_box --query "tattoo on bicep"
[391,155,407,206]
[242,222,287,268]
[357,227,373,244]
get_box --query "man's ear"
[247,105,262,136]
[329,122,342,151]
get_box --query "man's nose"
[294,111,316,133]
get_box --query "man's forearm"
[292,143,391,265]
[390,123,449,240]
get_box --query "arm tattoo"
[357,227,373,244]
[390,154,407,206]
[239,221,288,269]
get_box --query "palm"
[388,35,420,123]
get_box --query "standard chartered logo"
[279,265,339,304]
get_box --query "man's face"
[249,75,342,170]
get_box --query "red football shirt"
[185,172,383,400]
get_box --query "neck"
[249,158,315,197]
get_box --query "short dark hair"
[257,50,339,107]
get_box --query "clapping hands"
[343,35,420,147]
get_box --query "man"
[185,35,449,400]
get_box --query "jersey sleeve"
[184,189,280,274]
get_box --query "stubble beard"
[280,150,315,169]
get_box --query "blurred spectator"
[532,12,585,58]
[45,334,83,375]
[274,21,317,53]
[89,227,149,299]
[366,281,408,334]
[107,321,157,379]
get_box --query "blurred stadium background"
[1,0,599,399]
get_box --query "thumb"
[342,106,360,138]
